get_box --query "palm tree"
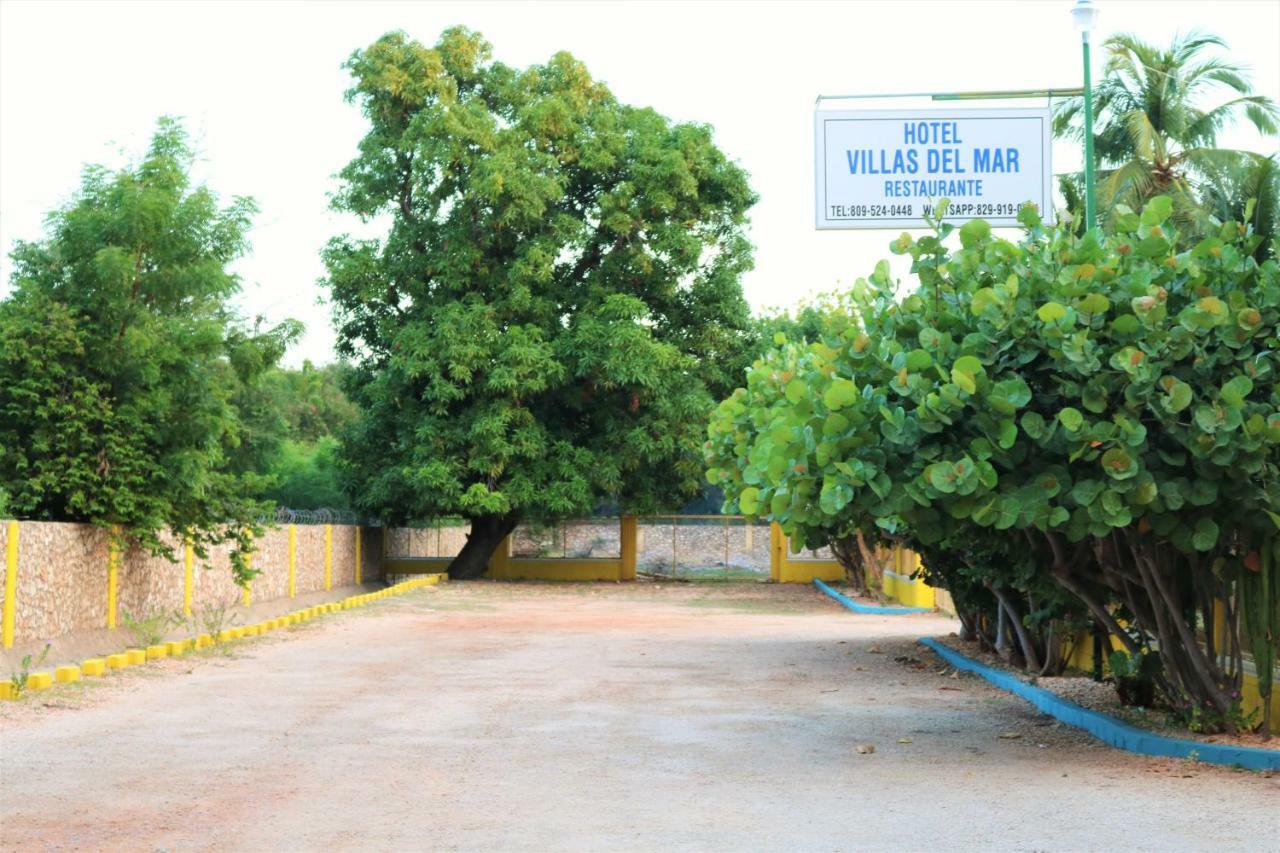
[1197,152,1279,260]
[1054,31,1279,223]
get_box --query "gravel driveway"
[1,581,1275,852]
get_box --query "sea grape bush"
[707,198,1280,731]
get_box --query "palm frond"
[1101,160,1157,211]
[1124,110,1164,163]
[1170,30,1229,64]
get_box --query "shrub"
[708,197,1280,730]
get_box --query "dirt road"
[1,582,1275,852]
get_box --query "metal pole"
[1082,32,1097,229]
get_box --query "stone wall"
[1,520,381,647]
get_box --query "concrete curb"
[3,574,445,702]
[919,636,1280,772]
[813,578,933,615]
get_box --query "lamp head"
[1071,0,1100,33]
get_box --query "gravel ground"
[1,581,1276,852]
[936,635,1280,753]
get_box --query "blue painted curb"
[919,637,1280,772]
[813,578,933,615]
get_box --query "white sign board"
[815,107,1053,229]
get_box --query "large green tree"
[0,119,299,584]
[326,29,757,577]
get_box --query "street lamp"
[1072,0,1100,229]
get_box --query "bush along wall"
[707,198,1280,734]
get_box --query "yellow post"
[354,526,362,585]
[620,515,637,581]
[183,542,194,618]
[107,528,119,630]
[288,525,297,598]
[3,520,18,648]
[324,524,332,590]
[769,522,784,582]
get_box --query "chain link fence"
[634,516,771,581]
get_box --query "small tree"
[0,118,298,584]
[327,29,758,577]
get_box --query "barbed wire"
[268,507,360,525]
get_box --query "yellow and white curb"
[2,574,444,701]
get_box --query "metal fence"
[381,515,790,581]
[269,507,360,526]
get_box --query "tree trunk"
[447,514,518,580]
[830,536,866,595]
[855,530,885,591]
[988,583,1042,673]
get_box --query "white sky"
[2,0,1278,366]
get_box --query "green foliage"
[1197,154,1280,261]
[326,29,757,547]
[120,607,182,648]
[1108,649,1162,707]
[0,118,299,585]
[257,362,359,444]
[8,644,50,699]
[753,298,850,350]
[1183,698,1259,735]
[261,437,347,510]
[194,599,239,643]
[233,362,358,512]
[708,195,1280,727]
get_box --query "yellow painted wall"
[1242,669,1280,732]
[488,559,624,582]
[769,523,845,583]
[769,527,943,607]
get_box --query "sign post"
[815,107,1053,229]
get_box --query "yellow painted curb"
[82,658,106,677]
[27,671,54,691]
[230,628,246,639]
[166,640,188,657]
[0,682,12,700]
[243,626,259,637]
[107,653,129,669]
[146,645,168,660]
[216,630,234,643]
[126,649,146,665]
[55,665,81,683]
[195,634,212,649]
